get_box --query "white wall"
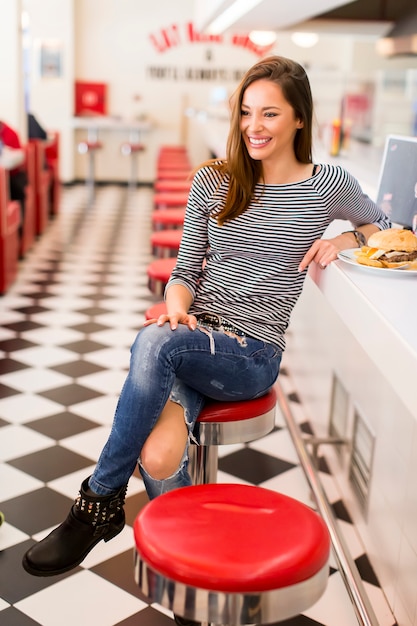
[24,0,75,180]
[0,0,25,137]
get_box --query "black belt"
[195,313,246,337]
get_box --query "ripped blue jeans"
[88,322,282,499]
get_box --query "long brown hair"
[208,56,313,225]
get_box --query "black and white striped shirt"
[167,163,391,349]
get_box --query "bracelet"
[342,230,366,248]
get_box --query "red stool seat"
[158,156,191,170]
[134,483,331,624]
[144,301,167,320]
[147,257,177,294]
[154,180,191,192]
[157,169,191,180]
[77,141,102,154]
[121,142,144,155]
[159,145,187,154]
[154,191,189,209]
[150,229,183,257]
[152,207,185,230]
[199,391,277,425]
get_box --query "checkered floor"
[0,185,397,626]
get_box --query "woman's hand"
[143,312,198,331]
[298,237,341,272]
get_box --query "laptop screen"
[376,134,417,230]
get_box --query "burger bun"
[367,228,417,252]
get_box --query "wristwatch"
[342,230,366,248]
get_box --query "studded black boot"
[22,477,127,576]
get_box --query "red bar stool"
[78,140,102,204]
[157,169,191,181]
[0,168,20,294]
[144,301,167,320]
[134,483,331,625]
[154,180,191,192]
[152,207,185,230]
[158,145,187,155]
[150,228,183,257]
[146,257,177,295]
[154,191,189,209]
[121,142,144,190]
[190,389,277,485]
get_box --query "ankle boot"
[22,477,127,576]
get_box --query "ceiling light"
[291,32,319,48]
[249,30,277,46]
[207,0,264,34]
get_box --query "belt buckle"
[199,313,221,329]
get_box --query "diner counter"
[284,238,417,626]
[307,256,416,418]
[72,116,152,141]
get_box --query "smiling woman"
[22,59,391,610]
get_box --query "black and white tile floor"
[0,185,397,626]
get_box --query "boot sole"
[22,520,124,577]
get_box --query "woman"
[22,55,390,616]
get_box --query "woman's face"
[240,79,303,163]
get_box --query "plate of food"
[337,228,417,274]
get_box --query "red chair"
[20,143,37,257]
[0,167,20,294]
[44,131,61,215]
[29,139,51,235]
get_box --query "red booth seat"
[29,139,52,235]
[20,143,37,257]
[0,167,20,294]
[44,131,61,215]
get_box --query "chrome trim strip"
[275,382,379,626]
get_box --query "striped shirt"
[166,163,391,350]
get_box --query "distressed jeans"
[88,322,282,499]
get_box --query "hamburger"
[355,228,417,268]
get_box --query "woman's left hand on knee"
[143,312,197,331]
